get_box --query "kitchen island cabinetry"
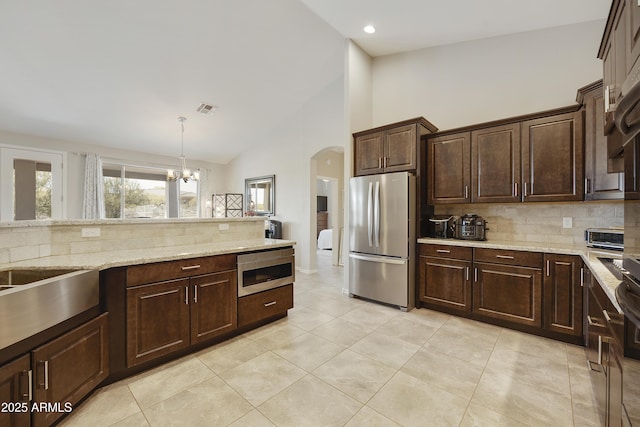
[543,254,583,338]
[353,117,437,177]
[418,244,472,313]
[472,248,543,328]
[0,354,30,427]
[31,313,108,427]
[125,255,237,368]
[238,284,293,328]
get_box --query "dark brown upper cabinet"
[521,110,584,202]
[353,117,437,177]
[471,123,521,203]
[427,132,471,204]
[577,80,624,200]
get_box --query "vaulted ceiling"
[0,0,609,164]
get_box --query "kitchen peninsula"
[0,218,295,427]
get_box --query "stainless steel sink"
[0,269,99,350]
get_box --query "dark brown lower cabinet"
[543,254,583,337]
[127,271,237,367]
[32,313,109,427]
[418,245,472,313]
[0,354,30,427]
[238,284,293,328]
[472,262,543,328]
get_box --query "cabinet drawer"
[238,284,293,328]
[474,248,542,268]
[419,244,472,260]
[127,254,237,287]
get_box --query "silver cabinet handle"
[474,267,478,283]
[194,285,198,303]
[20,370,32,401]
[41,360,49,390]
[264,301,277,307]
[585,178,590,194]
[496,255,514,260]
[580,268,584,287]
[436,249,451,253]
[587,315,603,327]
[185,286,189,305]
[383,157,388,168]
[603,309,611,322]
[464,185,469,199]
[524,182,528,197]
[546,260,550,276]
[466,266,469,281]
[597,335,603,365]
[514,182,518,197]
[378,158,382,169]
[181,265,201,271]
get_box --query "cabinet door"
[419,255,471,313]
[384,124,416,173]
[354,132,384,176]
[543,254,583,337]
[32,313,108,427]
[427,132,471,204]
[583,86,624,200]
[471,123,521,203]
[127,279,190,367]
[521,111,584,202]
[190,271,237,345]
[629,0,640,73]
[0,355,30,427]
[626,137,640,199]
[472,262,542,327]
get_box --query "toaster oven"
[585,228,624,251]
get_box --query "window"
[0,147,64,221]
[102,162,199,219]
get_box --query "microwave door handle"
[367,182,373,247]
[374,181,380,247]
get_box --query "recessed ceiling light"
[363,25,376,34]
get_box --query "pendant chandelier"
[167,116,199,182]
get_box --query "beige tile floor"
[60,251,599,427]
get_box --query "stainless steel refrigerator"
[348,171,415,311]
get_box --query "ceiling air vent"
[196,103,218,115]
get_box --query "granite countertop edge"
[417,237,623,313]
[1,239,296,271]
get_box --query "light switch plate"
[562,217,572,229]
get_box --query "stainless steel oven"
[237,248,294,297]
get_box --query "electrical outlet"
[81,227,101,237]
[562,217,572,229]
[219,223,229,231]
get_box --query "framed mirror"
[245,175,275,216]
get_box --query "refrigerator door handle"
[373,181,380,247]
[367,182,373,246]
[349,253,407,265]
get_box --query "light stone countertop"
[1,238,295,271]
[417,237,624,313]
[0,217,266,229]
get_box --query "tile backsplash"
[0,219,265,264]
[434,201,624,245]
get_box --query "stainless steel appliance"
[455,213,487,241]
[586,227,624,251]
[348,172,415,311]
[237,248,294,297]
[428,215,455,239]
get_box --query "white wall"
[372,20,606,130]
[227,76,346,273]
[0,130,228,219]
[348,41,374,134]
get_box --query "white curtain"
[82,153,105,219]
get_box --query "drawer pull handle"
[587,315,604,327]
[546,260,550,276]
[474,268,478,283]
[39,360,49,390]
[496,255,514,259]
[264,301,277,307]
[194,285,198,303]
[185,287,189,305]
[466,266,469,281]
[20,370,32,401]
[603,309,624,325]
[181,265,201,271]
[436,249,451,253]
